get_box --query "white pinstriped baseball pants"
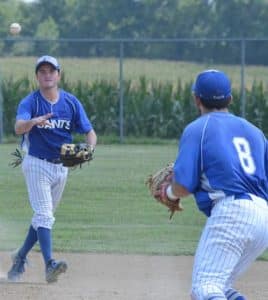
[22,155,68,230]
[191,195,268,300]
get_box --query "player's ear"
[226,95,232,106]
[194,96,202,107]
[193,96,204,115]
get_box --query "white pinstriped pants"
[191,195,268,300]
[22,155,68,230]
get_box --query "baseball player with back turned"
[158,69,268,299]
[7,55,97,283]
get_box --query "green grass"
[1,143,268,260]
[0,143,205,256]
[1,56,268,89]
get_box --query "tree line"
[1,0,268,64]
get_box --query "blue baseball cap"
[192,69,231,101]
[35,55,60,73]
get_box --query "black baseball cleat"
[46,259,67,283]
[7,252,28,282]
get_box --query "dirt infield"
[0,251,267,300]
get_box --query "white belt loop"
[249,194,268,208]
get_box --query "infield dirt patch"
[0,251,267,300]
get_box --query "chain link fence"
[1,37,268,142]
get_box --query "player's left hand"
[146,163,183,219]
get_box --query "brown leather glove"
[146,163,183,219]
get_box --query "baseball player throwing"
[7,55,97,283]
[158,70,268,299]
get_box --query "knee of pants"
[191,284,225,300]
[32,213,55,230]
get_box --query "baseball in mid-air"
[9,23,22,35]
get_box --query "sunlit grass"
[1,143,268,260]
[0,56,268,89]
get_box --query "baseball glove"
[60,143,94,168]
[9,148,24,168]
[146,163,183,219]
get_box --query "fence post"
[0,79,3,143]
[119,41,124,143]
[240,39,246,118]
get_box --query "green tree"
[35,17,60,55]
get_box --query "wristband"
[166,185,179,200]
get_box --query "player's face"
[36,64,60,90]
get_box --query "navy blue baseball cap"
[192,69,231,101]
[35,55,60,73]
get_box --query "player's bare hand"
[32,113,53,126]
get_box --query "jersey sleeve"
[16,96,33,121]
[265,138,268,181]
[173,122,202,193]
[73,98,93,134]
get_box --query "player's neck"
[201,107,229,115]
[40,88,59,103]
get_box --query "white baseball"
[9,23,21,35]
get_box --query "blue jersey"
[16,90,93,159]
[173,112,268,216]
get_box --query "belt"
[234,193,252,200]
[38,157,62,164]
[234,193,268,207]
